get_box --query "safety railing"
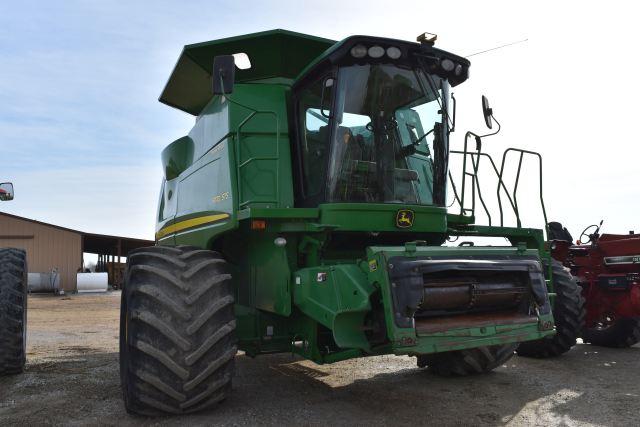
[449,131,548,234]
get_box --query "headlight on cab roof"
[350,44,402,60]
[440,58,455,72]
[386,46,402,59]
[350,44,367,58]
[367,45,385,58]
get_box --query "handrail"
[450,145,546,236]
[498,148,549,236]
[469,153,492,225]
[447,170,462,208]
[234,110,281,208]
[451,150,518,226]
[458,131,476,215]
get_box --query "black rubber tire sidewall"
[0,248,28,376]
[119,245,237,416]
[583,317,640,348]
[516,259,585,358]
[420,344,518,376]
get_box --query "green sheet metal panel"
[293,264,375,350]
[229,84,294,209]
[318,203,448,233]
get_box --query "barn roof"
[0,211,154,255]
[159,29,336,115]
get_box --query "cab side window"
[297,76,334,200]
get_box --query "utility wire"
[465,38,528,58]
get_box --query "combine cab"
[550,221,640,347]
[119,30,582,415]
[0,182,28,376]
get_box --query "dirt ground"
[1,293,639,426]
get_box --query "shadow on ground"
[1,344,638,426]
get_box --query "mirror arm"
[308,108,329,125]
[479,115,501,138]
[219,75,259,114]
[414,127,435,145]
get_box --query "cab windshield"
[298,63,450,207]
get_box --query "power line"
[465,38,528,58]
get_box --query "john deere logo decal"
[396,209,414,228]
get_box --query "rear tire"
[583,317,640,348]
[516,259,585,358]
[0,248,28,376]
[120,245,237,415]
[418,344,517,376]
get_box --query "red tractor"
[548,221,640,347]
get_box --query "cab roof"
[159,29,336,115]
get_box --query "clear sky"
[1,1,638,241]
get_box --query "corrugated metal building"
[0,212,153,292]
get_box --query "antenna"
[465,38,528,58]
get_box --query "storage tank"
[27,271,61,293]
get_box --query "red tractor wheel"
[583,316,640,348]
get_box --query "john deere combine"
[120,30,583,415]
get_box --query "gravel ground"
[1,292,639,426]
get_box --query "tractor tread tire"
[419,344,517,376]
[0,248,28,376]
[120,245,237,416]
[516,259,585,358]
[583,317,640,348]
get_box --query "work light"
[350,44,367,58]
[368,45,385,58]
[386,46,402,59]
[441,58,455,72]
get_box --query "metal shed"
[0,212,153,292]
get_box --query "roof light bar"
[350,44,403,60]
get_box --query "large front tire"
[120,245,237,415]
[517,259,585,358]
[418,344,517,376]
[0,248,28,376]
[583,317,640,348]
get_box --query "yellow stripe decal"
[155,213,230,240]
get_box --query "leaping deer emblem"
[396,210,414,228]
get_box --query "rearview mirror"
[0,182,14,201]
[212,55,236,95]
[481,95,493,129]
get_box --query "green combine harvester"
[120,30,584,415]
